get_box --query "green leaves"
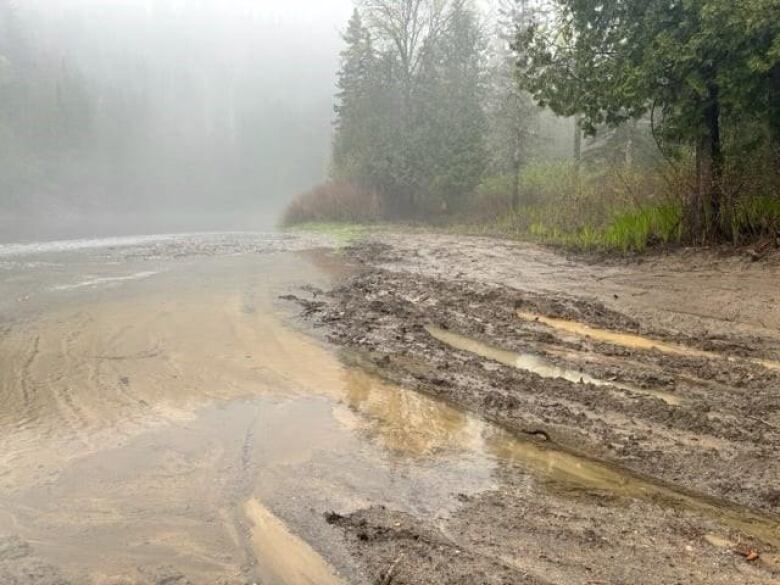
[515,0,779,151]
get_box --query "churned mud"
[289,232,780,584]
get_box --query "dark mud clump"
[325,507,544,585]
[285,241,780,583]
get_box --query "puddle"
[426,326,682,405]
[244,499,346,585]
[426,326,780,547]
[0,253,498,582]
[517,311,780,371]
[487,434,780,549]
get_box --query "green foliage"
[728,196,780,243]
[483,1,539,191]
[601,205,684,252]
[503,202,684,253]
[464,160,692,252]
[514,0,780,241]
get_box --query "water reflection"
[336,369,479,457]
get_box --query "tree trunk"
[692,82,723,242]
[573,115,582,194]
[511,144,521,212]
[625,119,636,169]
[573,115,582,169]
[770,63,780,170]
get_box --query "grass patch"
[285,222,375,246]
[493,202,684,253]
[601,203,683,252]
[727,195,780,244]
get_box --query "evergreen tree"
[333,10,377,184]
[515,0,780,241]
[487,0,539,210]
[332,2,488,217]
[414,2,487,211]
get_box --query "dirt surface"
[289,232,780,585]
[2,231,779,585]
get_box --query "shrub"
[282,182,384,226]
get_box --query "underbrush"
[282,163,779,254]
[282,182,383,226]
[517,202,683,252]
[465,163,686,252]
[727,195,780,245]
[466,161,779,253]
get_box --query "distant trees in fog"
[332,0,780,242]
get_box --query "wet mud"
[290,234,780,584]
[1,231,778,585]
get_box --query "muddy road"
[290,233,780,584]
[0,231,778,584]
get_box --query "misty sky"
[4,0,355,232]
[2,0,505,237]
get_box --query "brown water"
[518,311,780,371]
[426,326,682,405]
[0,244,498,583]
[0,235,777,584]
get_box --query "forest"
[0,0,344,237]
[285,0,780,252]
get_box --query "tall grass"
[601,203,683,252]
[464,162,686,252]
[726,196,780,245]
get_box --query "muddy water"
[0,239,499,584]
[426,326,682,405]
[0,234,778,584]
[518,310,780,371]
[425,330,780,547]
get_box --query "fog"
[0,0,353,240]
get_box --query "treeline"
[330,0,527,218]
[519,0,780,243]
[287,0,780,249]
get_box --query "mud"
[290,233,780,584]
[2,231,779,585]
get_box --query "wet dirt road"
[0,232,778,585]
[0,233,509,584]
[290,233,780,584]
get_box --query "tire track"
[18,335,40,410]
[46,320,95,445]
